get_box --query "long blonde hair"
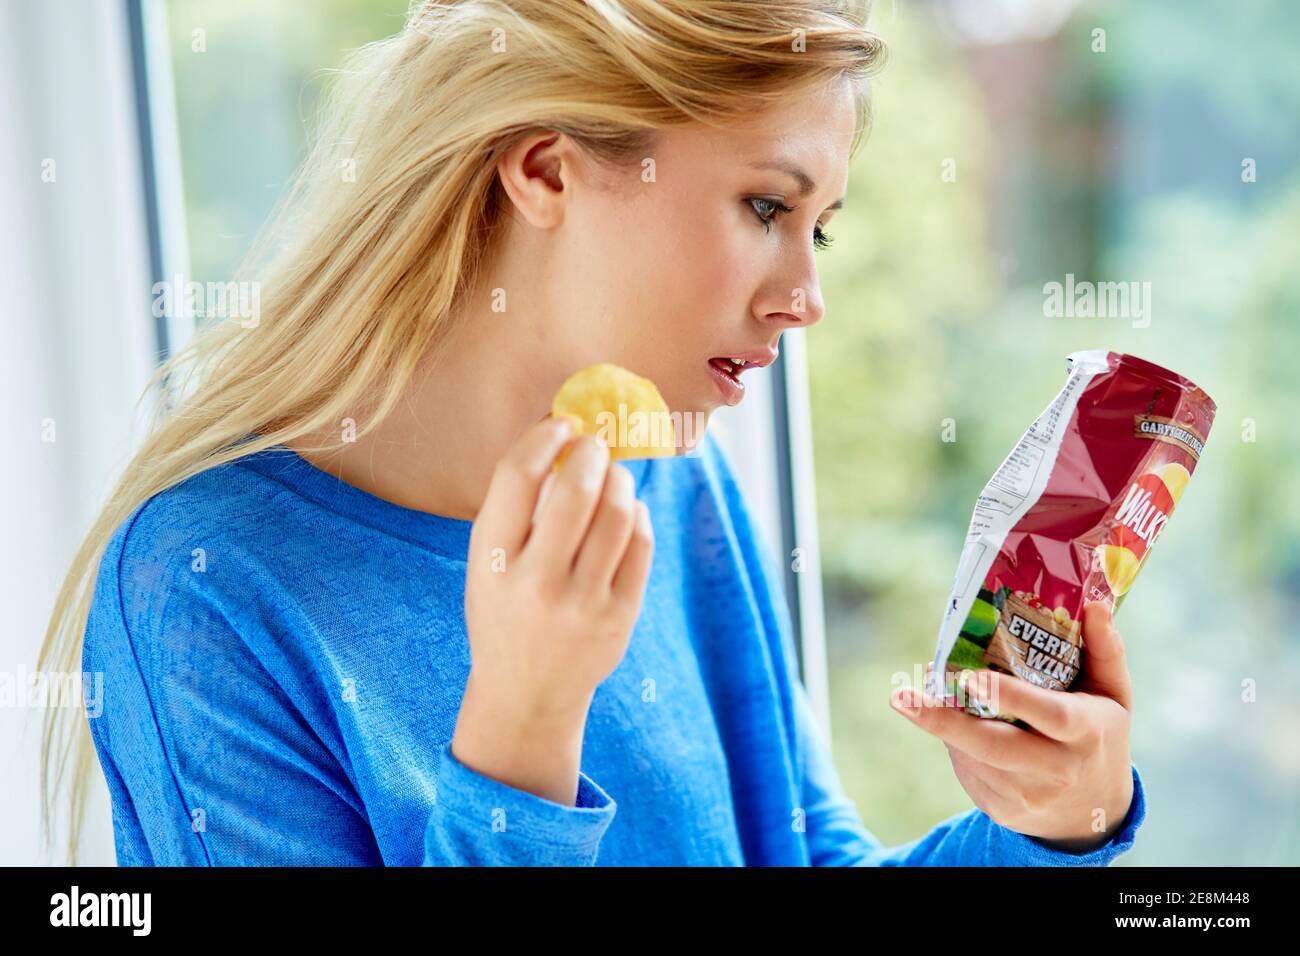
[39,0,885,864]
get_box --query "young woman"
[41,0,1145,865]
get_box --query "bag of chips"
[927,350,1216,725]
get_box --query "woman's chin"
[668,405,712,456]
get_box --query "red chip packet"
[927,350,1216,725]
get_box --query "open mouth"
[706,358,747,406]
[706,350,777,406]
[707,356,752,385]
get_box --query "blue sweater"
[82,431,1147,865]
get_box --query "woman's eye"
[749,197,789,227]
[748,197,834,251]
[748,196,785,230]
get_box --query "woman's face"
[495,78,857,447]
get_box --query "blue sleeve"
[423,742,617,865]
[86,505,618,866]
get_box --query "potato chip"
[550,363,676,467]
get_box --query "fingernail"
[959,670,985,705]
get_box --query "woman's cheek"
[698,247,754,316]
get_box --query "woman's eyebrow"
[749,160,845,209]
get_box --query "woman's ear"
[496,131,572,229]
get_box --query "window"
[164,0,411,300]
[809,0,1300,864]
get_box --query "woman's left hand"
[891,600,1134,852]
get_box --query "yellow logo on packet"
[1098,544,1141,596]
[1160,462,1190,504]
[550,363,677,467]
[1096,460,1192,596]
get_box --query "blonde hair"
[39,0,885,863]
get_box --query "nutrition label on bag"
[969,369,1091,534]
[985,443,1045,510]
[1027,383,1071,443]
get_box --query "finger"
[529,471,557,528]
[472,416,575,559]
[1076,600,1133,711]
[891,686,1071,779]
[528,435,611,571]
[955,668,1093,744]
[572,464,638,590]
[611,500,654,602]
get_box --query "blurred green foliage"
[812,0,1300,863]
[167,0,409,281]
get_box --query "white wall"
[0,0,159,865]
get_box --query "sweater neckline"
[233,439,650,561]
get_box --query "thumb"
[1076,600,1133,711]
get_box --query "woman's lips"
[705,349,779,406]
[707,357,746,405]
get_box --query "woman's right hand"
[452,415,655,804]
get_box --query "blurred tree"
[167,0,409,283]
[812,0,1300,858]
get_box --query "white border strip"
[135,0,195,362]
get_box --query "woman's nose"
[759,282,826,330]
